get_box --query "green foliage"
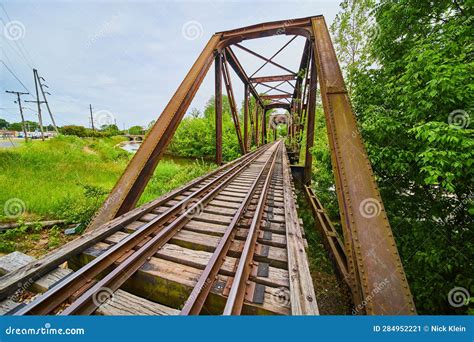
[168,96,241,161]
[0,135,214,230]
[61,125,105,138]
[0,222,42,253]
[325,0,473,314]
[0,135,129,224]
[100,124,121,135]
[330,0,375,94]
[128,125,145,135]
[8,120,40,132]
[0,118,10,129]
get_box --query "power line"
[5,90,29,142]
[0,5,35,67]
[0,60,33,95]
[0,18,34,69]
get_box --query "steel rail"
[59,143,277,315]
[15,145,272,315]
[223,143,281,315]
[0,147,262,302]
[180,141,281,315]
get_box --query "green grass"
[0,135,215,227]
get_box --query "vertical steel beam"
[222,58,245,154]
[303,54,317,185]
[251,98,257,147]
[215,52,223,165]
[311,17,415,314]
[262,107,267,144]
[255,104,259,147]
[88,34,222,231]
[244,83,249,151]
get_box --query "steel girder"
[87,15,415,315]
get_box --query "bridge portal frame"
[88,15,416,315]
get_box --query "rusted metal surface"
[311,17,415,314]
[15,147,271,315]
[222,56,245,154]
[250,74,296,83]
[219,16,314,42]
[261,94,292,100]
[266,103,291,111]
[249,36,297,77]
[244,83,249,151]
[234,44,296,76]
[224,47,264,108]
[215,52,223,165]
[74,15,414,316]
[180,142,280,315]
[304,185,349,283]
[303,54,317,185]
[223,143,281,314]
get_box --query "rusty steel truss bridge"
[0,16,415,316]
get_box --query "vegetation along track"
[1,141,317,315]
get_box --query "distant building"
[0,130,15,139]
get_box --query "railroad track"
[1,141,317,316]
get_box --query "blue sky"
[0,0,340,129]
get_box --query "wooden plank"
[71,246,290,315]
[95,289,179,316]
[281,146,319,315]
[0,252,73,314]
[156,244,289,288]
[99,235,288,288]
[0,165,224,301]
[170,229,288,269]
[0,252,34,275]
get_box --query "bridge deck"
[0,142,318,315]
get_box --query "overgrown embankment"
[0,135,214,255]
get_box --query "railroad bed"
[0,141,318,315]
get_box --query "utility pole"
[35,69,58,133]
[5,90,29,142]
[89,104,95,131]
[25,70,45,141]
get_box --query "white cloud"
[1,0,340,128]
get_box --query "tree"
[328,0,473,314]
[189,108,201,118]
[167,95,241,162]
[128,125,145,135]
[0,119,9,129]
[330,0,375,94]
[100,124,120,135]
